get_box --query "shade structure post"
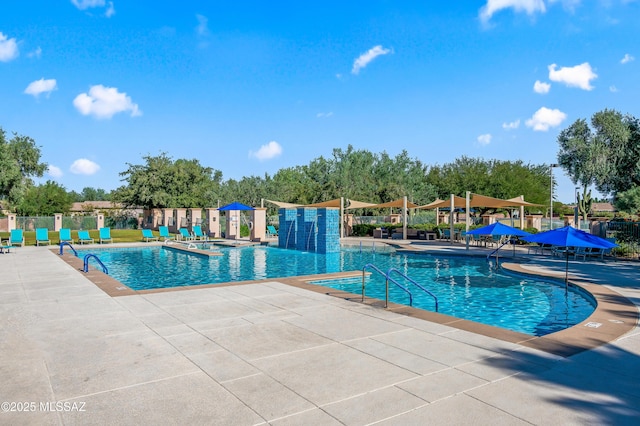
[340,197,344,239]
[450,194,455,245]
[403,196,408,240]
[519,195,525,230]
[465,191,470,250]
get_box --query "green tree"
[113,153,223,209]
[557,109,640,199]
[17,181,73,216]
[614,186,640,214]
[0,128,48,210]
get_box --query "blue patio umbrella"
[466,222,531,237]
[467,222,531,259]
[218,201,254,211]
[523,226,618,287]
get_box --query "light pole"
[575,186,580,229]
[549,164,558,230]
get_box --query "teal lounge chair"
[78,230,94,244]
[59,228,74,244]
[142,229,158,242]
[36,228,51,246]
[179,228,194,241]
[9,229,24,247]
[192,225,207,240]
[158,226,172,241]
[267,225,278,238]
[99,227,113,244]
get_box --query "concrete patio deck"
[1,243,639,425]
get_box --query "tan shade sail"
[505,196,544,207]
[305,198,342,208]
[264,199,302,208]
[365,198,419,209]
[345,199,378,210]
[417,196,467,209]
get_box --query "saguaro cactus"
[577,189,593,222]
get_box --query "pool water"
[76,245,595,336]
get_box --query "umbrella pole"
[565,250,569,291]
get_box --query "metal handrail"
[487,238,511,261]
[387,268,438,312]
[83,254,108,274]
[58,241,77,257]
[362,263,412,308]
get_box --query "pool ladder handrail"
[487,238,512,261]
[58,241,77,257]
[387,268,438,312]
[362,263,412,308]
[83,253,108,274]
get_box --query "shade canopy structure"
[218,202,254,211]
[523,226,618,286]
[417,196,466,210]
[466,222,531,237]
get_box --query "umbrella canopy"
[466,222,531,237]
[218,201,254,211]
[523,226,618,287]
[523,226,617,249]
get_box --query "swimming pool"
[76,245,595,336]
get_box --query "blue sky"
[1,0,638,203]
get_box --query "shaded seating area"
[36,228,50,246]
[78,230,94,244]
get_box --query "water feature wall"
[278,207,339,253]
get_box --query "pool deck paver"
[1,243,639,425]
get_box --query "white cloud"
[316,112,333,118]
[73,85,142,119]
[196,14,209,36]
[352,45,392,75]
[477,134,492,146]
[525,107,567,131]
[621,53,635,64]
[479,0,546,24]
[548,62,597,90]
[70,158,101,175]
[105,1,115,17]
[533,80,551,94]
[47,165,63,178]
[502,119,521,130]
[24,78,57,98]
[249,141,283,161]
[0,32,19,62]
[27,47,42,59]
[609,85,618,92]
[71,0,105,10]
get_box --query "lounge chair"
[9,229,24,247]
[267,225,278,238]
[99,227,113,244]
[158,226,172,241]
[59,228,74,244]
[178,228,194,241]
[192,225,207,241]
[36,228,51,246]
[142,229,159,242]
[78,230,94,244]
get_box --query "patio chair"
[99,227,113,244]
[9,229,24,247]
[59,228,74,244]
[267,225,278,238]
[141,229,158,242]
[77,230,94,244]
[192,225,208,240]
[158,226,172,241]
[36,228,51,246]
[178,228,194,241]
